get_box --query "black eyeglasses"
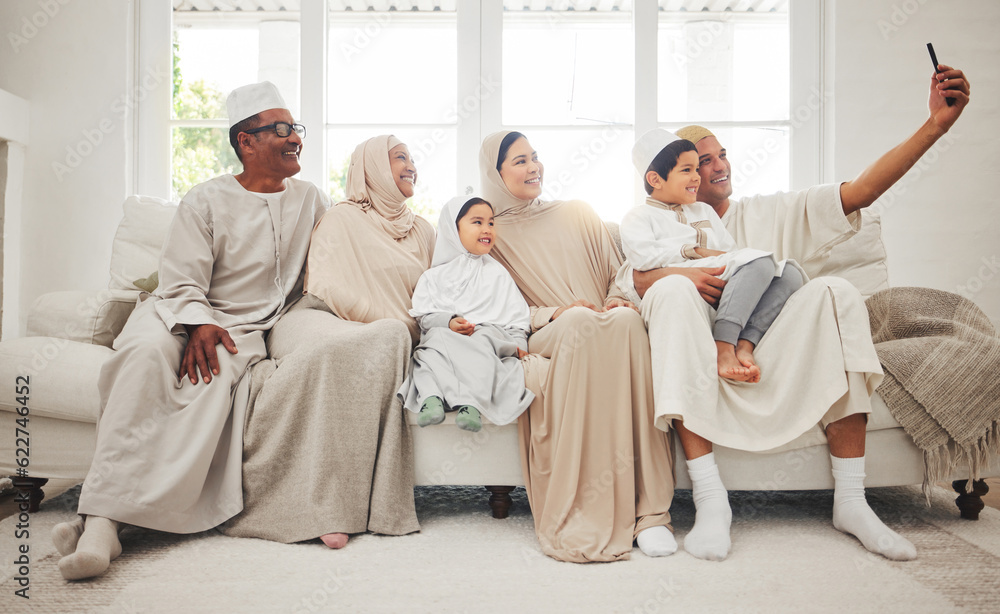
[244,122,306,139]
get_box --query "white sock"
[51,516,86,556]
[683,453,732,561]
[636,525,677,557]
[831,455,916,561]
[58,516,122,581]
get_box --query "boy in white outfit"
[622,129,803,383]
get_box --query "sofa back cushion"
[108,195,178,291]
[815,208,890,297]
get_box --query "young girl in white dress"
[398,196,534,432]
[621,129,805,383]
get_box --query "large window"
[502,7,635,221]
[326,6,458,216]
[166,0,806,222]
[171,13,301,201]
[657,11,791,201]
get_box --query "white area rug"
[1,484,999,613]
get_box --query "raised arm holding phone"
[631,56,970,302]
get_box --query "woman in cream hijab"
[220,135,433,548]
[479,131,676,562]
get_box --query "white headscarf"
[409,196,530,331]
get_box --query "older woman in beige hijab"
[307,135,435,343]
[220,135,433,548]
[479,131,676,563]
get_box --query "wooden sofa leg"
[952,479,988,520]
[485,485,515,519]
[11,476,49,513]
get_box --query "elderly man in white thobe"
[619,65,970,562]
[51,82,327,580]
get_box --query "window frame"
[142,0,823,209]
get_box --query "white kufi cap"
[226,81,288,127]
[632,128,681,176]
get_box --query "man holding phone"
[630,63,970,304]
[618,62,970,562]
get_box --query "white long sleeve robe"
[620,199,775,281]
[617,184,881,451]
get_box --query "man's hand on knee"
[685,267,726,307]
[180,324,238,384]
[635,266,726,307]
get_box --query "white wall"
[830,0,1000,328]
[0,0,132,335]
[0,87,30,340]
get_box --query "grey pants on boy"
[713,258,804,347]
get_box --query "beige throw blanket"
[867,287,1000,497]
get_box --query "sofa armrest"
[27,289,140,348]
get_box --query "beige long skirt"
[220,295,420,542]
[519,306,674,562]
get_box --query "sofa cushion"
[133,271,160,293]
[409,418,524,486]
[0,337,110,423]
[27,289,140,348]
[108,195,177,292]
[815,208,889,297]
[604,221,626,261]
[0,412,96,480]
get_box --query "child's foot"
[716,341,752,382]
[735,339,761,383]
[455,406,482,432]
[417,396,445,427]
[320,533,349,549]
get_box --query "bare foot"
[320,533,349,549]
[735,339,761,383]
[716,341,752,382]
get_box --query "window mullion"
[633,0,658,206]
[789,0,824,191]
[137,0,172,200]
[456,0,482,196]
[479,0,504,190]
[301,0,328,190]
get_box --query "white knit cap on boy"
[632,128,681,176]
[226,81,287,127]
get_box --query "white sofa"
[1,195,996,521]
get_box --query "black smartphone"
[926,43,955,106]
